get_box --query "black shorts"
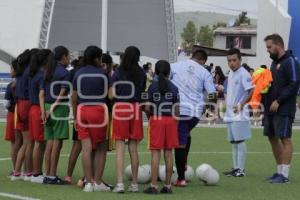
[263,115,293,138]
[72,126,78,141]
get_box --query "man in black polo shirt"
[263,34,300,183]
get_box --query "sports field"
[1,123,300,200]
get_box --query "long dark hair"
[214,66,225,84]
[155,60,170,95]
[119,46,142,85]
[16,49,31,77]
[16,48,39,77]
[30,49,52,77]
[11,59,18,72]
[102,53,113,75]
[83,46,103,66]
[45,46,69,82]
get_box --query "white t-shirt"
[170,59,216,118]
[224,67,254,122]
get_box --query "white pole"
[101,0,108,53]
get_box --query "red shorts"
[112,102,144,141]
[29,105,44,141]
[76,104,108,149]
[148,116,179,150]
[5,112,15,142]
[16,100,31,131]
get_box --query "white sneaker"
[11,174,23,181]
[94,182,112,192]
[128,184,139,192]
[23,175,32,182]
[31,175,45,184]
[113,183,125,193]
[83,183,94,192]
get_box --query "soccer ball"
[137,165,151,184]
[142,164,151,174]
[202,168,220,186]
[196,164,213,181]
[185,165,194,181]
[125,165,132,181]
[125,165,151,183]
[158,165,178,184]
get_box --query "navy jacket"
[264,51,300,118]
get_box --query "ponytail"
[120,46,142,85]
[45,52,56,82]
[30,49,52,78]
[155,60,171,95]
[44,46,69,81]
[16,49,31,77]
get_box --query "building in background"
[213,25,257,55]
[0,0,297,72]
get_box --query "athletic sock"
[232,144,238,169]
[175,148,186,180]
[281,165,290,178]
[164,184,172,189]
[47,176,56,179]
[185,136,192,165]
[237,142,247,170]
[277,165,283,174]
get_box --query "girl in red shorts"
[144,60,180,194]
[4,59,22,176]
[109,46,146,193]
[72,46,112,192]
[12,49,39,181]
[28,49,52,183]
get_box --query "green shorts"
[44,103,70,140]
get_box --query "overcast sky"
[174,0,258,18]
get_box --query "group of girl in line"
[4,45,180,194]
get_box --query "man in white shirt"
[223,48,254,177]
[170,49,216,186]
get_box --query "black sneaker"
[223,169,238,177]
[143,186,158,195]
[160,186,172,194]
[232,169,246,177]
[266,173,280,181]
[43,176,67,185]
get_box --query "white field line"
[0,192,40,200]
[2,151,300,161]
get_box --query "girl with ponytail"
[28,49,52,183]
[144,60,180,194]
[109,46,146,193]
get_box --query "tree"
[181,20,196,52]
[196,23,226,47]
[181,21,227,49]
[212,22,227,30]
[235,11,250,26]
[196,25,213,47]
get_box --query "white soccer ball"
[196,164,213,181]
[142,164,151,174]
[158,165,178,184]
[137,165,151,184]
[185,165,194,181]
[125,165,132,181]
[202,168,220,186]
